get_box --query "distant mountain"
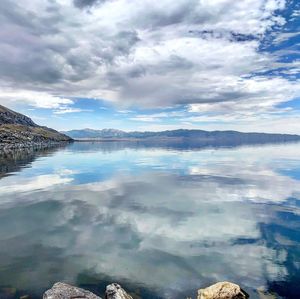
[62,128,300,145]
[62,129,300,141]
[62,128,126,139]
[0,105,73,149]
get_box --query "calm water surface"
[0,142,300,299]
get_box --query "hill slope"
[0,105,73,149]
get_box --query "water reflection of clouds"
[3,143,300,186]
[187,164,300,203]
[1,143,300,298]
[0,170,299,297]
[0,169,75,197]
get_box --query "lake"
[0,141,300,299]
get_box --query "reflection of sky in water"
[0,142,300,298]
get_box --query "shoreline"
[0,140,73,151]
[42,281,251,299]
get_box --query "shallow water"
[0,142,300,299]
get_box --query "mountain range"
[62,128,300,144]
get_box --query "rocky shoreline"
[42,281,249,299]
[0,124,73,150]
[0,140,72,151]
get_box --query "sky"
[0,0,299,133]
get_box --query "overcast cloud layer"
[0,0,299,131]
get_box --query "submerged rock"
[257,288,277,299]
[197,281,249,299]
[43,282,101,299]
[105,283,133,299]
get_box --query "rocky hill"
[0,105,73,149]
[0,105,38,126]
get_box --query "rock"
[43,282,101,299]
[198,281,249,299]
[105,283,133,299]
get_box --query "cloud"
[272,31,300,45]
[73,0,108,8]
[0,0,298,121]
[129,116,161,122]
[129,110,186,122]
[291,9,300,17]
[73,0,98,8]
[0,89,73,109]
[187,76,300,116]
[53,107,92,114]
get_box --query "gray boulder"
[197,281,249,299]
[105,283,133,299]
[43,282,101,299]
